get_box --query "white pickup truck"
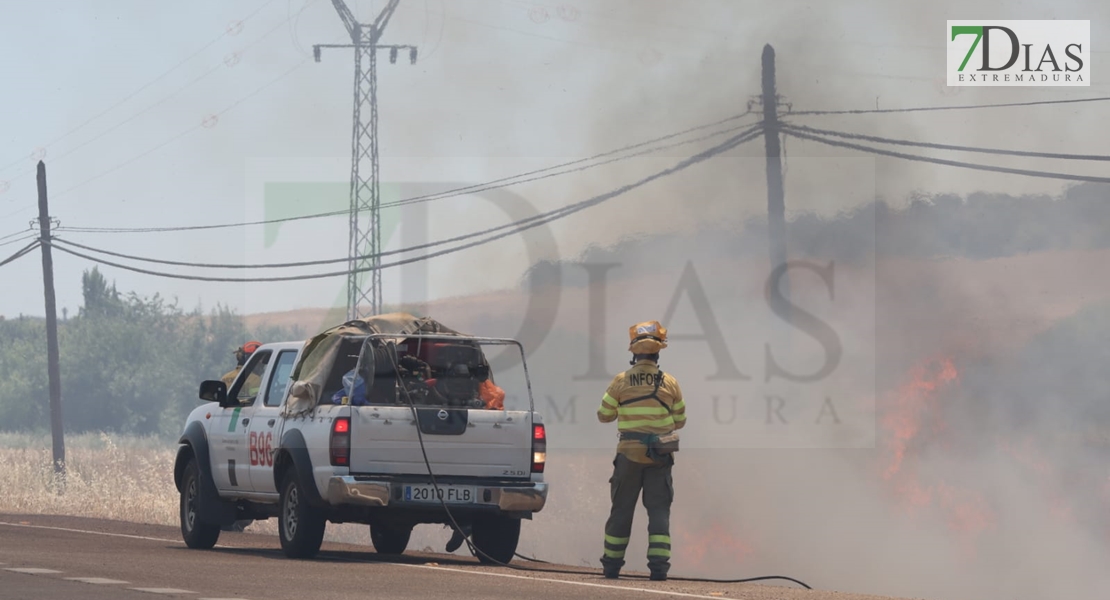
[173,314,548,563]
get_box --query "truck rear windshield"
[319,336,530,411]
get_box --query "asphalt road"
[0,514,906,600]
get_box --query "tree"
[80,267,123,319]
[0,269,305,437]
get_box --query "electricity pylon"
[315,0,417,319]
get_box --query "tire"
[369,521,413,555]
[180,459,221,549]
[470,515,521,565]
[278,471,326,558]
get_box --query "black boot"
[649,571,667,581]
[601,557,622,579]
[446,524,470,553]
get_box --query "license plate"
[403,484,475,504]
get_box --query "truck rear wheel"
[278,471,326,558]
[471,515,520,565]
[180,459,220,549]
[369,521,413,555]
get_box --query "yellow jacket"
[220,367,241,387]
[220,367,262,404]
[597,359,686,463]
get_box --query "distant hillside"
[552,183,1110,269]
[244,181,1110,364]
[244,246,1110,366]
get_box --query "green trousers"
[600,453,674,575]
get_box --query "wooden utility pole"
[761,44,789,297]
[36,161,66,480]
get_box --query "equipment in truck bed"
[285,313,502,415]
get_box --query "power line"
[52,53,320,202]
[0,0,284,176]
[0,234,38,249]
[782,122,1110,162]
[379,114,757,211]
[55,112,757,234]
[51,127,759,282]
[0,228,33,244]
[787,95,1110,116]
[51,123,762,270]
[4,50,334,225]
[782,126,1110,185]
[25,1,323,177]
[0,240,40,269]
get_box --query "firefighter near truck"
[172,314,549,563]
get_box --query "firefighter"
[597,321,686,581]
[221,341,262,388]
[220,340,261,534]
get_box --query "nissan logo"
[437,410,449,421]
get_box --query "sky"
[1,0,1109,318]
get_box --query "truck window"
[228,350,272,406]
[367,339,500,409]
[265,350,297,407]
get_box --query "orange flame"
[879,357,996,558]
[673,527,754,568]
[881,357,958,481]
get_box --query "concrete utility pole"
[36,161,66,481]
[761,44,789,302]
[315,0,418,320]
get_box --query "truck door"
[209,349,273,492]
[247,348,298,495]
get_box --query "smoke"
[373,206,1107,600]
[218,3,1110,597]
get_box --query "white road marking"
[0,521,227,548]
[131,588,197,594]
[390,563,744,599]
[0,519,745,598]
[5,567,63,574]
[66,577,131,584]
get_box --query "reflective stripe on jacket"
[597,360,686,463]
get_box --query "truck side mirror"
[199,380,228,405]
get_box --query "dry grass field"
[0,433,176,524]
[0,433,608,562]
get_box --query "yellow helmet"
[628,321,668,354]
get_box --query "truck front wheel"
[471,515,521,565]
[180,459,220,549]
[369,521,413,555]
[278,471,326,558]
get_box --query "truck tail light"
[531,423,546,473]
[330,417,351,466]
